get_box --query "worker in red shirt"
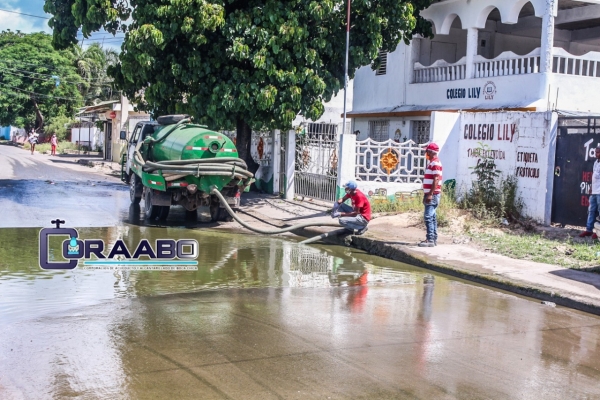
[332,180,371,235]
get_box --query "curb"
[310,230,600,316]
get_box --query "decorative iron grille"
[251,131,273,166]
[356,138,427,183]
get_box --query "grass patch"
[371,187,457,227]
[470,231,600,268]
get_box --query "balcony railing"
[414,58,466,83]
[552,47,600,77]
[473,49,540,78]
[413,48,600,83]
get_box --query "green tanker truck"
[121,115,254,222]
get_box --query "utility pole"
[342,0,351,136]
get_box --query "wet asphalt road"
[0,144,130,228]
[2,144,600,399]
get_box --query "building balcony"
[414,47,600,83]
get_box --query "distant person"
[419,143,443,247]
[580,144,600,239]
[332,180,371,235]
[50,134,58,156]
[28,131,38,155]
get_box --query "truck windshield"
[141,125,158,139]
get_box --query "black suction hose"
[210,187,342,235]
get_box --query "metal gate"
[104,121,112,160]
[294,123,341,202]
[279,131,287,195]
[551,116,600,226]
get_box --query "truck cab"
[123,121,160,181]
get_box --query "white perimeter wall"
[71,127,103,150]
[456,111,558,224]
[431,111,461,182]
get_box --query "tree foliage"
[73,43,120,105]
[45,114,75,140]
[45,0,433,166]
[0,31,83,131]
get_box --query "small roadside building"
[76,98,151,162]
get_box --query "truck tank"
[135,121,252,197]
[149,124,238,162]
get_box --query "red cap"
[426,143,440,152]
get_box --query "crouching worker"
[332,180,371,235]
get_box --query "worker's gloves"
[331,211,341,218]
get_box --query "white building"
[328,0,600,224]
[350,0,600,142]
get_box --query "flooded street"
[2,226,600,398]
[2,145,600,399]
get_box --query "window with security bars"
[306,122,338,142]
[376,51,388,76]
[368,120,390,142]
[412,120,431,144]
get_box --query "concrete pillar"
[540,0,557,110]
[465,28,478,79]
[112,94,130,162]
[409,38,421,84]
[540,0,557,74]
[284,129,296,200]
[272,129,281,195]
[335,133,357,200]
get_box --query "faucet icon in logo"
[67,237,80,255]
[39,219,82,270]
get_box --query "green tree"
[0,31,83,131]
[45,114,75,140]
[45,0,433,169]
[73,43,120,105]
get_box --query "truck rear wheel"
[144,190,160,220]
[219,208,234,222]
[209,196,220,222]
[158,206,170,220]
[130,174,142,205]
[185,209,198,221]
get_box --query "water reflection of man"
[332,180,371,235]
[415,275,435,374]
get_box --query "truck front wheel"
[130,174,142,204]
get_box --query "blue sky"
[1,0,124,48]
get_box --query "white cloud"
[0,5,52,34]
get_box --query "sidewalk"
[233,194,600,316]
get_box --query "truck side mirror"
[119,131,127,140]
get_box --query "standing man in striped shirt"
[419,143,443,247]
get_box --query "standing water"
[1,226,600,399]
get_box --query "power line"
[0,8,50,20]
[0,68,114,88]
[0,82,81,101]
[0,62,112,83]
